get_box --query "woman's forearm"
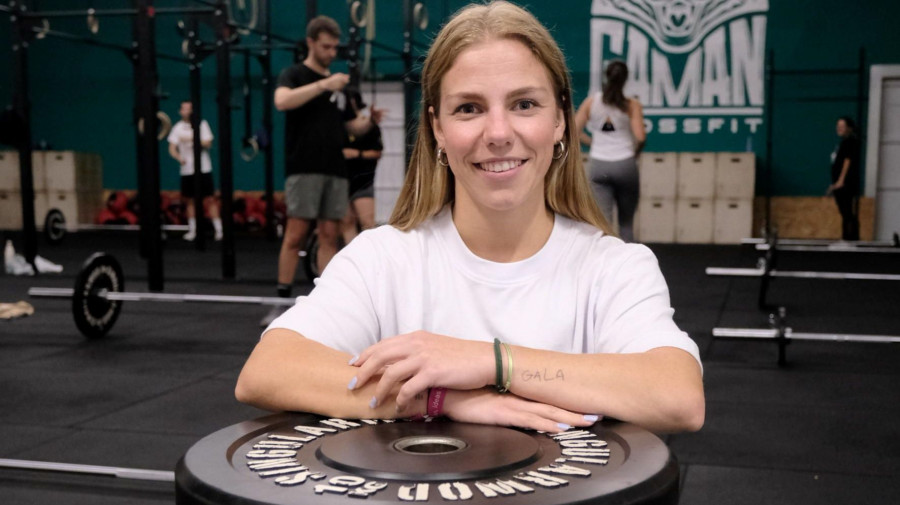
[502,345,704,433]
[235,330,426,419]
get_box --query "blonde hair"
[389,1,610,234]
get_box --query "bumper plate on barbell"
[176,413,678,505]
[72,252,124,339]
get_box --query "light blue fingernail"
[557,423,571,431]
[584,414,599,423]
[348,355,358,365]
[369,397,378,408]
[347,376,357,390]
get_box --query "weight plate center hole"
[392,436,468,455]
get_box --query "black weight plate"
[44,208,67,244]
[72,252,124,339]
[176,413,679,505]
[302,232,320,280]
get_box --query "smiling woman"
[431,38,566,252]
[236,1,705,435]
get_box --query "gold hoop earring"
[436,147,450,167]
[552,140,567,160]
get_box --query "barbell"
[749,232,900,254]
[706,235,900,308]
[712,307,900,366]
[43,209,190,244]
[28,252,295,339]
[705,265,900,281]
[0,458,173,482]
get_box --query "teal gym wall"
[1,0,899,196]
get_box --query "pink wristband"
[427,387,447,418]
[406,387,432,421]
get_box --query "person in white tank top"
[575,61,646,242]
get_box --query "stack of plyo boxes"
[636,152,755,243]
[0,151,104,231]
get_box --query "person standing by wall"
[167,101,222,241]
[263,16,382,326]
[574,61,646,243]
[829,116,860,241]
[341,89,383,245]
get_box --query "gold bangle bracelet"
[502,342,513,392]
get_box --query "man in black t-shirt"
[264,16,383,325]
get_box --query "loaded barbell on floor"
[747,232,900,254]
[712,307,900,366]
[0,458,173,483]
[28,252,295,339]
[705,265,900,280]
[741,232,900,248]
[706,234,900,308]
[43,209,190,244]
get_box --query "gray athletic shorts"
[285,173,348,220]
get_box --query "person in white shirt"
[574,61,646,243]
[236,1,704,434]
[167,101,223,241]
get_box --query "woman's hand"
[443,388,601,433]
[349,331,493,411]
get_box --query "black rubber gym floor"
[1,232,898,504]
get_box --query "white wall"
[360,82,407,225]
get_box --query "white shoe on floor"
[214,231,223,241]
[5,254,35,276]
[34,255,64,273]
[183,231,196,241]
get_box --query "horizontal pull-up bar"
[27,25,187,63]
[18,6,215,18]
[20,8,137,18]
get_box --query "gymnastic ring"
[137,112,173,141]
[228,0,259,32]
[86,9,99,35]
[156,112,172,141]
[414,2,429,30]
[350,0,368,28]
[240,136,259,162]
[35,19,50,40]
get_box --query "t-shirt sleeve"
[836,138,849,165]
[166,122,180,145]
[200,120,214,142]
[264,233,381,355]
[592,244,702,369]
[276,66,300,89]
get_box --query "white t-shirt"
[268,207,700,366]
[588,92,635,162]
[167,120,214,176]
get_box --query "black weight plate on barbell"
[44,208,67,244]
[176,413,679,505]
[302,232,321,280]
[72,252,124,339]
